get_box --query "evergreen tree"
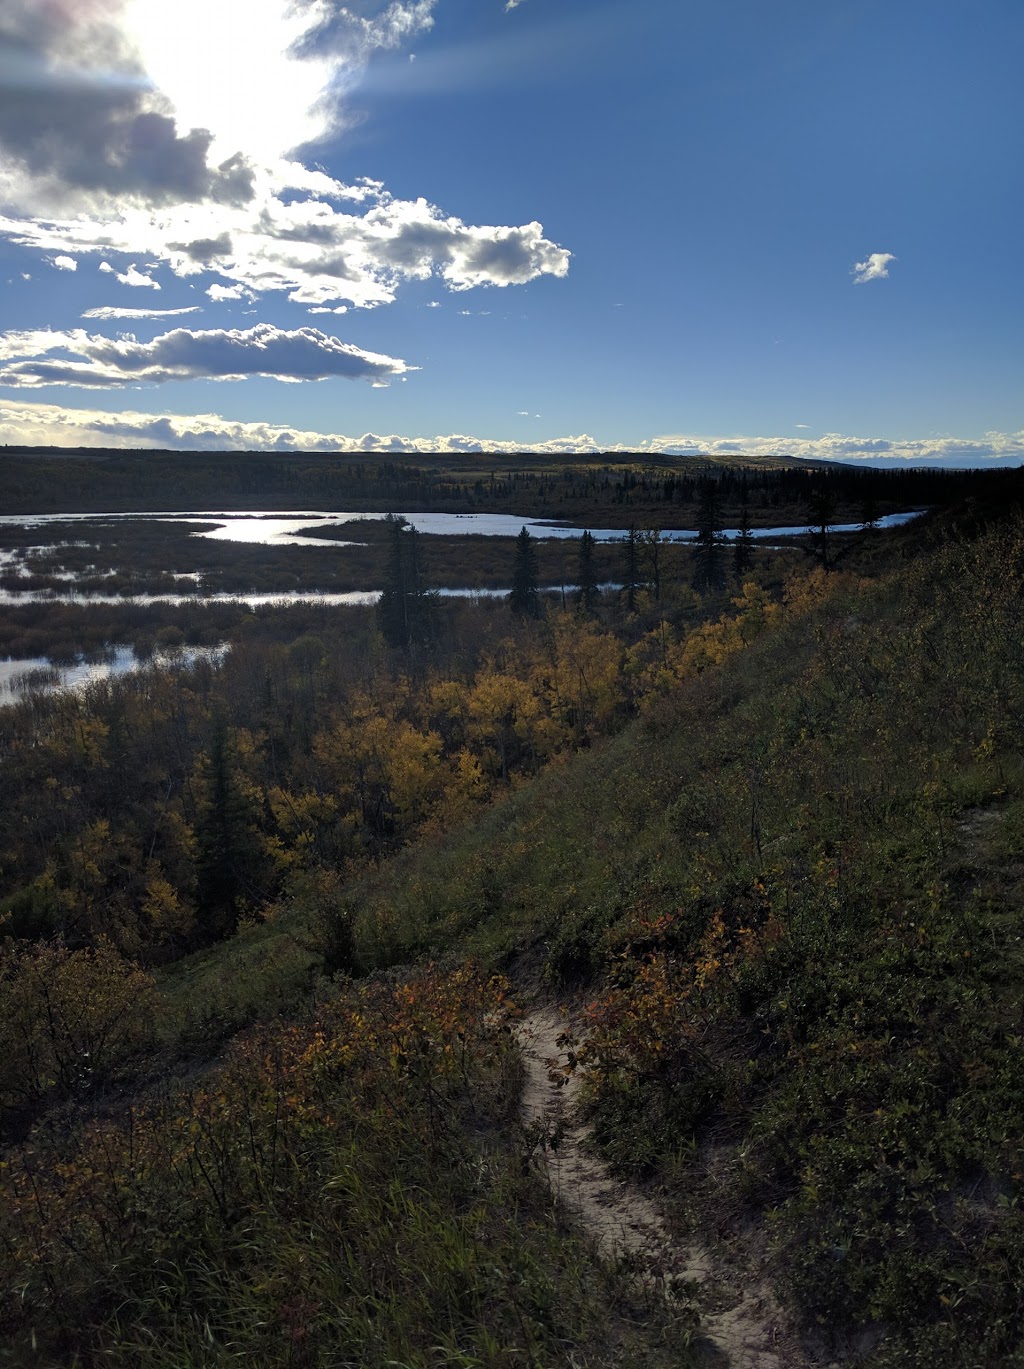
[622,524,641,613]
[377,516,431,647]
[196,716,261,939]
[509,526,539,617]
[641,527,662,601]
[860,493,880,530]
[405,524,430,644]
[574,529,599,615]
[806,483,838,569]
[377,515,409,646]
[693,480,724,591]
[734,499,754,580]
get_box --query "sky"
[0,0,1021,465]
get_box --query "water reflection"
[0,645,226,706]
[0,509,922,608]
[0,586,530,608]
[0,509,922,547]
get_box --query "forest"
[2,456,1024,1366]
[0,444,1004,521]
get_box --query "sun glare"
[122,0,334,164]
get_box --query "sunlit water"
[0,509,922,546]
[0,646,227,706]
[0,507,922,697]
[0,587,529,608]
[0,509,922,608]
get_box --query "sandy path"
[518,1003,798,1369]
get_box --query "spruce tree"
[377,515,410,647]
[622,524,641,613]
[693,480,724,591]
[860,493,880,530]
[196,715,261,939]
[807,483,838,569]
[734,499,754,580]
[509,526,539,617]
[642,527,662,601]
[574,529,599,615]
[377,516,431,647]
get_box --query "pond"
[0,645,226,706]
[0,509,922,607]
[0,508,921,547]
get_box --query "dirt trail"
[519,1003,803,1369]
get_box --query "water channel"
[0,508,921,608]
[0,508,921,547]
[0,508,921,701]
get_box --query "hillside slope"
[341,509,1024,1365]
[4,504,1024,1365]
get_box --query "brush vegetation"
[2,468,1024,1365]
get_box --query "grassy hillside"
[300,508,1024,1364]
[4,497,1024,1364]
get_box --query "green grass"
[9,501,1024,1365]
[302,512,1024,1364]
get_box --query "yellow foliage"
[141,866,194,942]
[783,566,866,616]
[543,612,625,736]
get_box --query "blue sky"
[0,0,1021,463]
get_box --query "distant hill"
[0,445,1005,521]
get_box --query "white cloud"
[0,1,255,212]
[0,2,569,312]
[0,0,404,199]
[116,264,161,289]
[2,404,1022,466]
[0,178,569,311]
[0,323,412,388]
[82,306,202,320]
[0,400,607,453]
[51,255,77,271]
[647,430,1024,464]
[0,0,440,216]
[206,283,248,302]
[852,252,896,284]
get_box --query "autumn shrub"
[561,518,1024,1362]
[324,514,1024,1362]
[0,938,156,1115]
[0,965,692,1367]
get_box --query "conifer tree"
[509,526,540,617]
[574,529,599,615]
[734,498,754,579]
[377,516,430,647]
[693,479,724,590]
[196,715,261,939]
[622,524,641,613]
[807,483,838,569]
[641,527,662,601]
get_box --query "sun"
[121,0,335,165]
